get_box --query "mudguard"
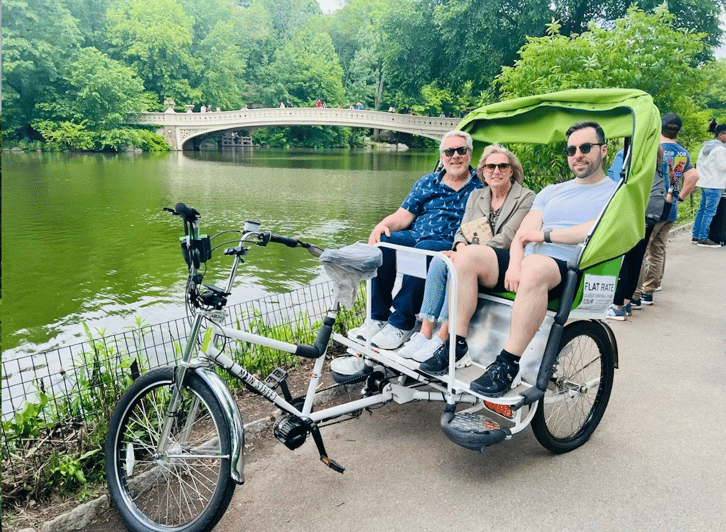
[194,367,246,484]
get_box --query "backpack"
[645,168,667,225]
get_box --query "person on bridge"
[419,121,617,397]
[331,131,482,381]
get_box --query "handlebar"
[164,203,200,224]
[269,232,300,248]
[165,203,325,312]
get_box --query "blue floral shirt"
[400,167,482,244]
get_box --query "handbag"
[460,217,493,244]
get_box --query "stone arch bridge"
[126,107,461,150]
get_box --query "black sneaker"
[691,237,699,244]
[418,340,471,376]
[697,239,721,248]
[641,293,653,305]
[630,298,642,310]
[470,359,518,398]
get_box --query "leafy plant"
[2,392,51,459]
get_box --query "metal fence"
[1,280,362,492]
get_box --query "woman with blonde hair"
[399,144,535,361]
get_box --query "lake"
[2,148,438,359]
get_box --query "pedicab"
[333,88,661,452]
[104,88,661,532]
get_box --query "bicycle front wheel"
[531,321,615,453]
[105,367,236,532]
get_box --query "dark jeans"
[371,231,451,330]
[613,224,655,305]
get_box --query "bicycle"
[105,89,660,532]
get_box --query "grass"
[1,291,366,522]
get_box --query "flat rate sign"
[580,274,617,314]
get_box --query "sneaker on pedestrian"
[370,323,414,350]
[397,332,431,359]
[418,340,471,376]
[641,293,653,305]
[470,358,519,398]
[605,304,628,321]
[330,356,373,384]
[691,237,699,244]
[654,283,662,291]
[623,302,632,315]
[630,298,642,310]
[697,238,721,248]
[349,319,386,343]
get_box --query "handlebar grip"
[174,203,201,223]
[269,233,300,248]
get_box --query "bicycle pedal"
[264,367,288,389]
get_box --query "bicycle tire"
[531,321,615,454]
[105,367,236,532]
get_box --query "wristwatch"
[543,229,552,243]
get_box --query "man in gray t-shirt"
[419,121,617,397]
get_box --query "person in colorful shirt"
[631,113,699,306]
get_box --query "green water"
[2,149,437,357]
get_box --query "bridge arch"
[126,107,461,150]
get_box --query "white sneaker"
[397,332,431,359]
[412,336,445,363]
[349,319,386,342]
[330,355,372,378]
[370,323,413,350]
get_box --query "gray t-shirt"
[525,177,618,262]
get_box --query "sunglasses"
[564,143,605,157]
[483,163,511,171]
[442,147,469,157]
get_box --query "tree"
[494,6,710,181]
[36,47,149,129]
[64,0,116,50]
[496,7,707,115]
[698,59,726,124]
[256,0,322,41]
[345,24,385,109]
[552,0,726,57]
[264,27,345,106]
[433,0,552,94]
[380,0,444,101]
[2,0,82,138]
[106,0,201,105]
[196,21,249,110]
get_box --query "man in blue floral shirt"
[331,131,482,381]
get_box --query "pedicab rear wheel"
[531,321,615,453]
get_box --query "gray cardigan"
[453,181,535,250]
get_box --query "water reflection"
[3,148,437,357]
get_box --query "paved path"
[83,229,726,532]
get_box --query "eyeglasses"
[564,143,605,157]
[442,147,469,157]
[483,163,511,171]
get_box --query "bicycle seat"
[319,243,382,274]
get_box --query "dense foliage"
[2,0,725,150]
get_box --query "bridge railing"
[127,107,461,143]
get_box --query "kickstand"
[308,422,345,473]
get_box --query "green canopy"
[456,88,661,270]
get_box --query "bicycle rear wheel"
[531,321,615,453]
[105,367,236,532]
